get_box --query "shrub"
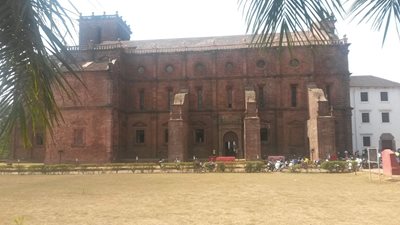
[0,165,12,174]
[224,163,236,172]
[253,161,263,172]
[245,161,264,173]
[54,164,74,174]
[112,165,120,173]
[78,165,90,174]
[27,165,44,174]
[321,161,357,173]
[15,165,26,174]
[193,161,202,173]
[245,162,253,173]
[289,164,302,173]
[216,163,226,172]
[204,162,216,172]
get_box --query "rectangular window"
[258,85,265,109]
[139,90,145,111]
[73,128,84,146]
[360,92,368,102]
[136,130,145,144]
[35,133,44,146]
[380,92,388,101]
[227,87,233,109]
[362,136,371,147]
[168,89,173,111]
[164,129,168,143]
[382,112,390,123]
[197,88,203,110]
[260,128,268,142]
[290,84,297,107]
[361,112,370,123]
[195,129,204,143]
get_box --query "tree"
[0,0,78,147]
[239,0,400,47]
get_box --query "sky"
[65,0,400,83]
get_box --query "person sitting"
[275,160,282,171]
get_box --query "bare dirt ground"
[0,172,399,225]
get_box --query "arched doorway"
[223,131,238,156]
[380,133,395,150]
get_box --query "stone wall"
[13,34,352,163]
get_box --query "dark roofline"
[350,75,400,88]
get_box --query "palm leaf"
[0,0,80,147]
[238,0,345,47]
[347,0,400,46]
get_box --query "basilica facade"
[11,14,352,163]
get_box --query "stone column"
[168,92,189,161]
[307,85,336,160]
[243,89,261,160]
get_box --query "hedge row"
[0,161,262,175]
[0,160,358,175]
[320,161,358,173]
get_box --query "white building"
[350,75,400,154]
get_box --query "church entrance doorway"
[223,131,238,157]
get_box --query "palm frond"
[238,0,345,47]
[347,0,400,46]
[0,0,79,147]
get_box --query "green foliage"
[245,161,264,173]
[348,0,400,46]
[193,160,203,173]
[289,164,302,173]
[321,161,357,173]
[254,161,263,172]
[216,163,226,172]
[203,162,216,172]
[239,0,400,47]
[159,162,185,171]
[0,134,10,159]
[0,0,80,147]
[239,0,344,47]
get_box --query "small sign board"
[367,148,381,181]
[367,148,378,163]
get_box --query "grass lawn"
[0,172,399,225]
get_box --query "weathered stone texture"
[11,14,352,163]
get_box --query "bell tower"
[79,12,132,46]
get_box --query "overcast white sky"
[66,0,400,83]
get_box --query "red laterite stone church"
[11,14,352,163]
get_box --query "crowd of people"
[263,148,400,172]
[263,156,316,172]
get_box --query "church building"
[11,13,352,163]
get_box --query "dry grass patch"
[0,173,399,225]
